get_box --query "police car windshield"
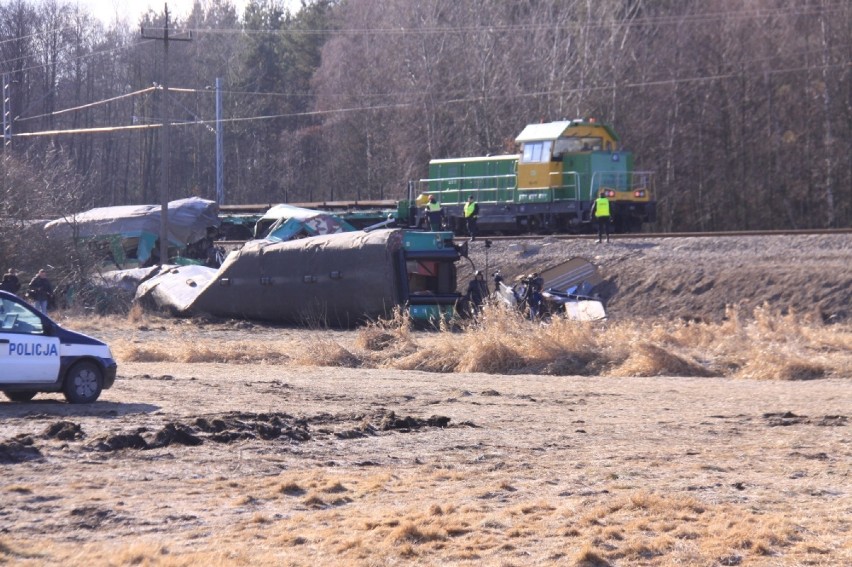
[0,297,45,334]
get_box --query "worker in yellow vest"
[464,196,480,240]
[590,191,611,243]
[425,196,444,231]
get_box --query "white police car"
[0,290,117,403]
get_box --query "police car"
[0,290,117,403]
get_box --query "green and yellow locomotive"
[417,119,655,233]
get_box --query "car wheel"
[63,361,103,404]
[4,391,37,402]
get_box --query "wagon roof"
[429,154,519,165]
[515,120,620,143]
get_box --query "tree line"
[1,0,849,272]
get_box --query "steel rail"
[461,227,852,241]
[214,227,851,250]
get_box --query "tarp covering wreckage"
[255,203,356,241]
[135,229,462,326]
[43,197,219,265]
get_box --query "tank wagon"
[188,228,461,326]
[417,119,655,233]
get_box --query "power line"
[15,86,157,122]
[13,123,157,136]
[12,44,850,126]
[10,59,850,140]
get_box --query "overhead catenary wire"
[2,0,848,138]
[10,58,851,140]
[14,86,158,122]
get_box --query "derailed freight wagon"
[187,228,462,326]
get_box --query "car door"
[0,296,60,383]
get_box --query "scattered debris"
[492,257,606,321]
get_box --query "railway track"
[466,227,852,241]
[215,227,851,250]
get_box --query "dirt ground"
[461,233,852,323]
[1,234,850,566]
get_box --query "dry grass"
[57,303,852,380]
[291,337,361,368]
[7,468,845,566]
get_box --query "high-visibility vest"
[427,202,442,212]
[594,197,610,217]
[464,201,477,218]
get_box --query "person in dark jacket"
[466,271,488,310]
[1,268,21,295]
[27,269,54,314]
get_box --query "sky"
[72,1,260,25]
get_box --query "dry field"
[1,235,850,566]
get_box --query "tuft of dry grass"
[388,521,446,544]
[736,352,827,380]
[611,342,715,377]
[292,337,361,368]
[112,339,292,364]
[74,302,850,380]
[277,482,304,496]
[355,307,416,352]
[573,544,612,566]
[126,302,146,324]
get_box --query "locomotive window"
[521,141,552,163]
[554,137,603,153]
[581,137,602,151]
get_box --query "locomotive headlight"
[605,189,616,198]
[633,190,646,198]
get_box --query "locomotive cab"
[515,119,654,232]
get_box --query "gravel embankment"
[461,233,851,322]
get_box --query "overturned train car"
[188,229,462,326]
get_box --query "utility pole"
[215,77,224,205]
[2,73,11,147]
[142,4,191,266]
